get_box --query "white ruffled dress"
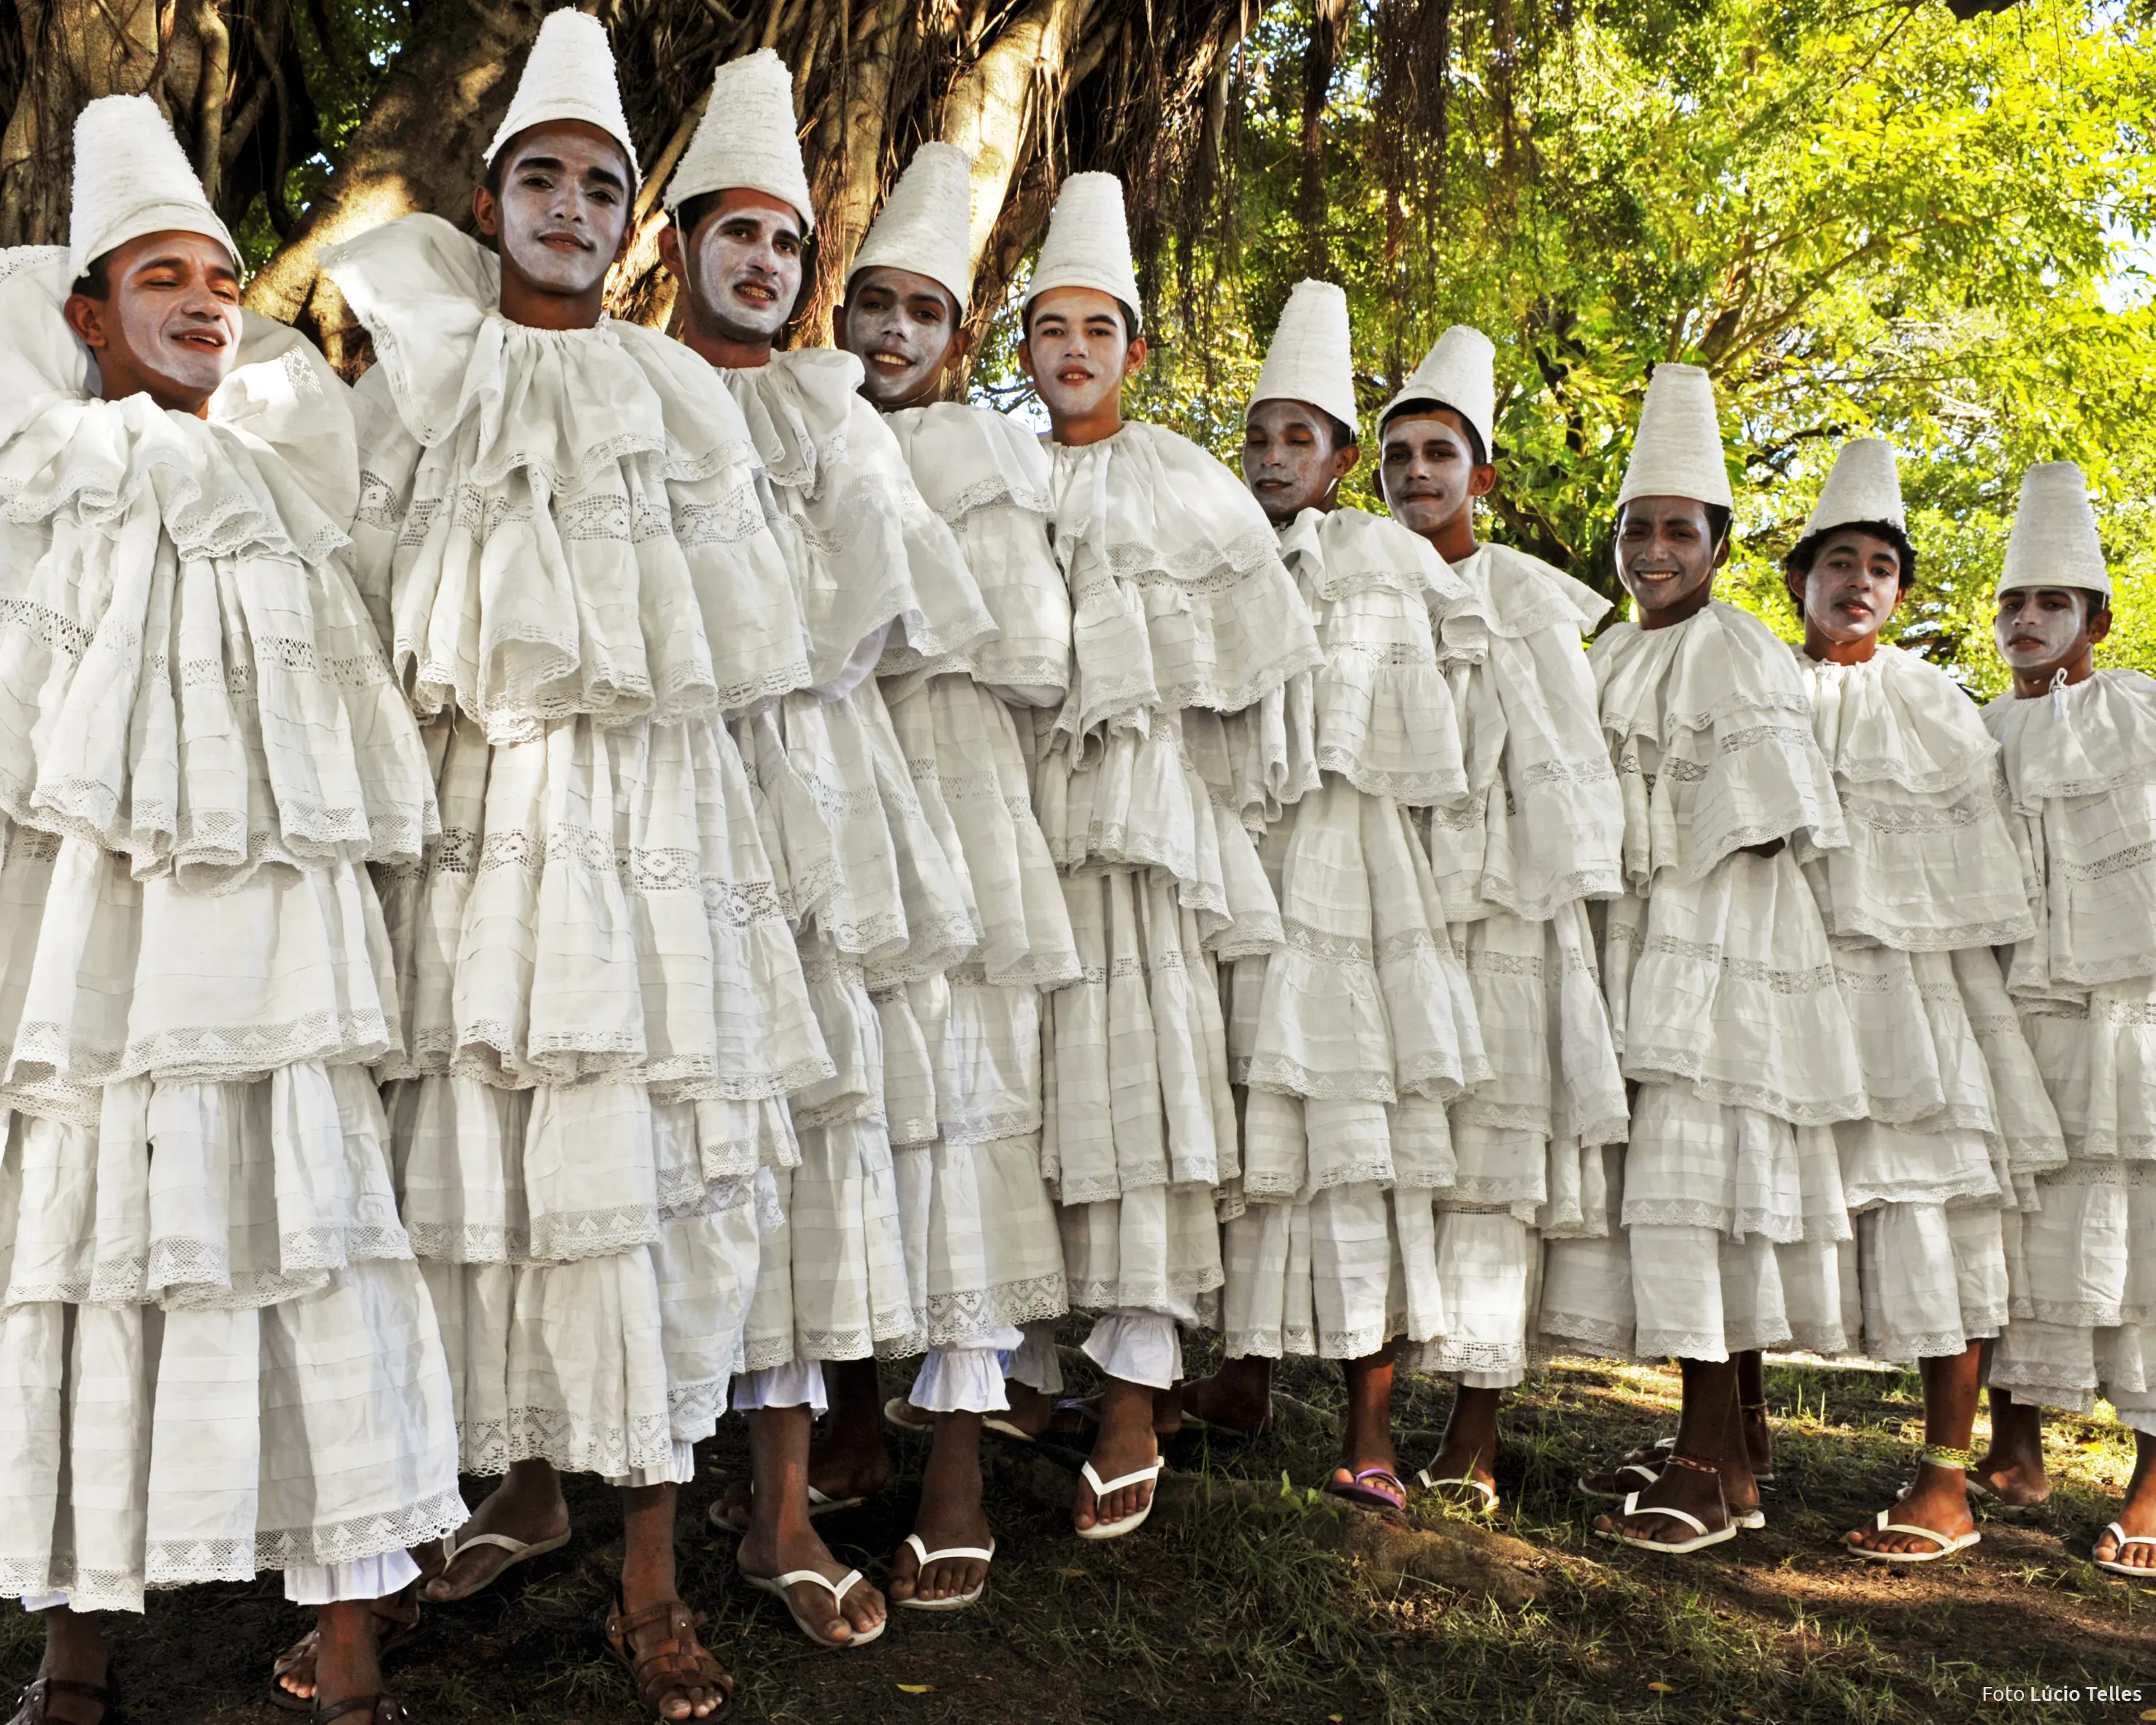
[1985,670,2156,1431]
[1219,507,1484,1363]
[716,354,1007,1406]
[325,215,827,1485]
[1032,423,1322,1385]
[1795,644,2061,1362]
[875,402,1078,1410]
[0,248,464,1610]
[1539,600,1863,1362]
[1408,544,1627,1387]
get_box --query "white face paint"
[1242,398,1349,527]
[73,231,244,410]
[1995,586,2093,674]
[491,125,632,301]
[1022,288,1131,426]
[1796,529,1903,651]
[841,266,961,408]
[687,192,805,345]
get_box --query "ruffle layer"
[885,402,1068,702]
[722,353,994,691]
[1987,669,2156,991]
[1424,543,1624,922]
[1797,646,2030,950]
[0,251,434,880]
[1221,1182,1443,1361]
[1,1063,409,1312]
[327,215,810,735]
[1046,421,1321,742]
[379,712,829,1096]
[892,1131,1067,1353]
[1593,600,1847,887]
[2017,972,2156,1163]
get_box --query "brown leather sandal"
[8,1676,116,1725]
[269,1586,423,1713]
[310,1698,410,1724]
[605,1593,734,1720]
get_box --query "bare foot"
[271,1586,420,1704]
[309,1599,388,1718]
[1972,1395,2052,1507]
[1421,1384,1499,1502]
[423,1458,570,1602]
[736,1518,888,1644]
[712,1431,897,1533]
[1846,1461,1976,1556]
[1593,1453,1732,1547]
[889,1412,994,1605]
[23,1610,110,1725]
[2092,1433,2156,1574]
[1179,1356,1274,1436]
[1074,1378,1161,1533]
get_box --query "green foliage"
[1124,0,2156,692]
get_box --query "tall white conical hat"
[1378,325,1495,458]
[849,142,974,313]
[1800,437,1904,541]
[484,10,639,180]
[667,49,814,232]
[1249,280,1358,436]
[68,94,236,280]
[1616,362,1733,510]
[1998,461,2109,598]
[1024,172,1142,335]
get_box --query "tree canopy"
[2,0,2149,693]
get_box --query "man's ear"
[949,324,975,367]
[1712,534,1732,571]
[1784,568,1807,614]
[1331,440,1361,483]
[1467,462,1497,501]
[832,299,850,348]
[657,220,685,284]
[2090,602,2114,648]
[1124,335,1148,377]
[1016,335,1036,380]
[62,294,108,351]
[473,183,499,240]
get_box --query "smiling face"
[1788,527,1905,658]
[476,121,633,313]
[678,189,805,349]
[837,266,967,408]
[1378,408,1489,540]
[1019,288,1144,438]
[1242,398,1357,526]
[64,229,242,415]
[1615,494,1728,627]
[1996,586,2108,685]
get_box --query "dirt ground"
[7,1340,2155,1724]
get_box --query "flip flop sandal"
[1595,1491,1738,1555]
[1577,1461,1662,1502]
[705,1481,864,1536]
[1324,1466,1408,1512]
[1075,1458,1165,1540]
[881,1395,1036,1446]
[2093,1522,2156,1580]
[605,1593,736,1717]
[1847,1509,1980,1564]
[9,1675,118,1725]
[1652,1434,1773,1484]
[1048,1396,1181,1441]
[893,1534,996,1611]
[1417,1470,1500,1513]
[739,1565,888,1648]
[1966,1475,2041,1518]
[269,1586,423,1712]
[311,1699,411,1725]
[430,1527,572,1597]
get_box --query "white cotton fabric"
[1250,280,1359,436]
[1998,460,2109,599]
[0,247,462,1610]
[1799,437,1903,543]
[324,213,826,1483]
[1540,600,1864,1363]
[851,142,975,313]
[483,9,640,177]
[283,1548,421,1606]
[1789,643,2061,1361]
[667,49,814,229]
[1081,1306,1183,1389]
[67,96,237,280]
[1984,668,2156,1412]
[1025,173,1143,333]
[1035,421,1321,1350]
[1615,362,1731,510]
[1378,325,1495,458]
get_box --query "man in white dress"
[1181,281,1482,1512]
[1982,462,2156,1573]
[4,96,462,1725]
[823,140,1080,1607]
[1370,329,1627,1511]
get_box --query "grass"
[7,1333,2155,1722]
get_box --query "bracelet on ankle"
[1662,1450,1721,1477]
[1920,1445,1974,1473]
[1738,1401,1770,1415]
